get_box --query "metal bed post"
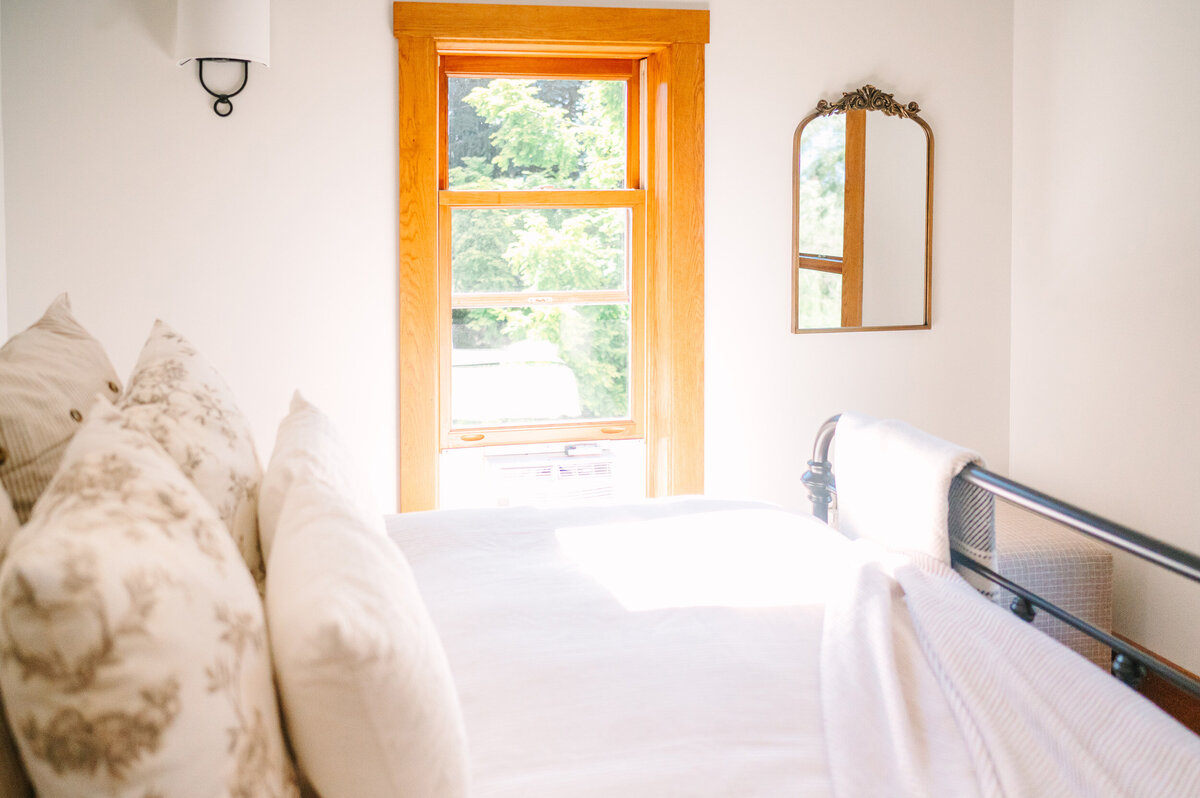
[801,414,840,523]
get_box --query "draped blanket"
[821,543,1200,798]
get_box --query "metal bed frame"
[801,413,1200,701]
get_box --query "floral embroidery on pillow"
[121,322,265,586]
[0,399,296,797]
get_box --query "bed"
[3,297,1198,797]
[388,414,1200,797]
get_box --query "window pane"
[448,77,627,190]
[796,270,842,329]
[451,208,628,294]
[796,114,845,259]
[452,304,631,426]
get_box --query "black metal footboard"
[801,414,1200,701]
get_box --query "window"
[441,57,644,446]
[795,110,865,328]
[393,3,708,511]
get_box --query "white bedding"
[388,499,846,797]
[387,497,1200,798]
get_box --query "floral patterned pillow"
[0,397,297,797]
[120,321,264,585]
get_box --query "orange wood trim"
[442,55,637,79]
[797,255,844,275]
[397,35,441,512]
[438,63,449,189]
[437,203,454,459]
[626,71,641,190]
[397,6,705,507]
[447,420,639,448]
[841,109,865,328]
[451,290,629,309]
[629,201,647,450]
[394,3,710,46]
[439,189,645,208]
[1114,633,1200,734]
[644,43,704,497]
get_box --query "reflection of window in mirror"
[796,111,865,327]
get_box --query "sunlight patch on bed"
[554,509,847,611]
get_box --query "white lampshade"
[176,0,270,67]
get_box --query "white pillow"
[265,392,469,798]
[0,397,297,797]
[0,293,122,525]
[257,394,373,564]
[121,321,265,585]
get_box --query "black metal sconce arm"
[197,58,250,117]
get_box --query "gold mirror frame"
[791,84,934,333]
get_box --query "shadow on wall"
[118,0,176,58]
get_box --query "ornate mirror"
[791,85,933,332]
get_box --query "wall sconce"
[176,0,270,117]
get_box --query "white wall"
[862,112,927,327]
[3,0,399,508]
[705,0,1013,505]
[1011,0,1200,672]
[3,0,1015,514]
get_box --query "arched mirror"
[791,85,933,333]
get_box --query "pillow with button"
[0,294,122,527]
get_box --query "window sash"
[437,60,645,448]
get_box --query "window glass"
[796,113,846,259]
[451,208,628,294]
[795,270,842,328]
[451,304,631,426]
[447,78,627,190]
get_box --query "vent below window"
[489,450,616,508]
[439,440,646,510]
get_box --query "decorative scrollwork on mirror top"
[814,84,921,120]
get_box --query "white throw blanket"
[834,412,982,565]
[821,543,1200,798]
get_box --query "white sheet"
[388,499,845,798]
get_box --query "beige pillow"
[0,485,17,563]
[265,392,469,798]
[0,294,121,525]
[0,397,297,797]
[121,321,265,584]
[0,690,32,798]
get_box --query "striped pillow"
[0,295,121,526]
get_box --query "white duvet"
[387,498,1200,798]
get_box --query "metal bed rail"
[801,413,1200,701]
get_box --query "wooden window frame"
[394,2,708,511]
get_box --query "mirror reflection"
[791,85,933,332]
